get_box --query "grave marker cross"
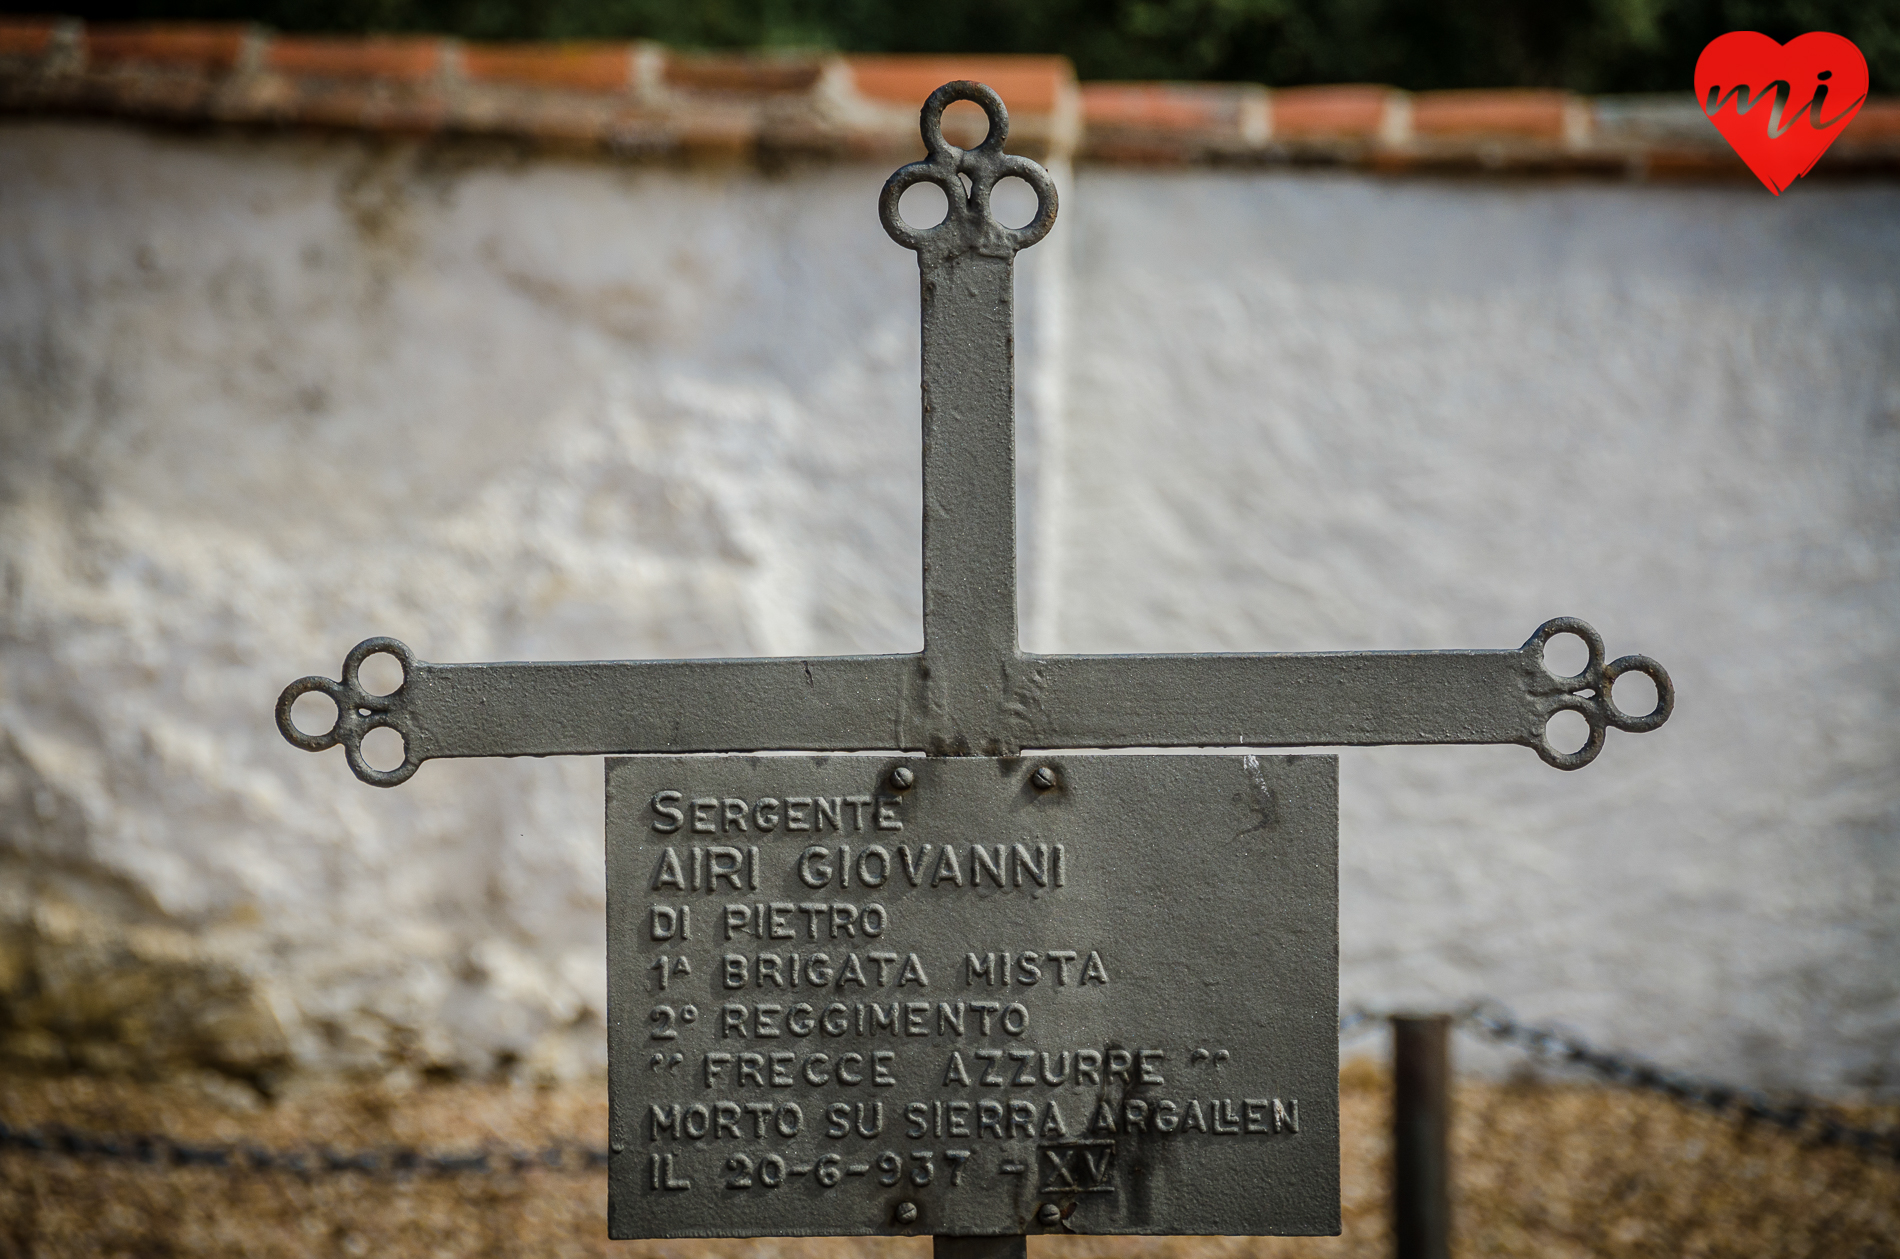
[275,82,1672,1246]
[276,85,1672,781]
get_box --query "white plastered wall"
[1,122,1895,1092]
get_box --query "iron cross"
[275,83,1672,1244]
[275,82,1671,780]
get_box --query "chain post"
[935,1236,1027,1259]
[1392,1013,1452,1259]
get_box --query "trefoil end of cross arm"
[1517,617,1673,770]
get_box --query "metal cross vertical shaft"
[884,82,1058,754]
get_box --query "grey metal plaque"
[606,753,1339,1239]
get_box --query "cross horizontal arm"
[1021,650,1550,750]
[275,619,1670,785]
[276,643,918,786]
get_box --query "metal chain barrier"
[0,1121,607,1177]
[4,1000,1895,1175]
[1342,999,1900,1165]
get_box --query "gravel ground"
[2,1059,1894,1258]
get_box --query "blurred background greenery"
[6,0,1897,96]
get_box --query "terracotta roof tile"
[1841,99,1900,142]
[1412,88,1579,140]
[848,55,1071,113]
[462,42,636,93]
[264,35,448,83]
[665,52,824,94]
[85,22,250,71]
[1270,85,1397,140]
[0,18,1893,177]
[0,17,64,58]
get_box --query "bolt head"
[1031,766,1057,791]
[890,765,915,790]
[1038,1203,1062,1225]
[894,1201,919,1225]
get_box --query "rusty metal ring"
[274,637,422,786]
[1537,694,1608,771]
[342,636,414,709]
[986,152,1058,250]
[1525,616,1606,690]
[919,79,1009,160]
[879,81,1058,256]
[1602,654,1673,733]
[275,675,345,752]
[878,162,959,250]
[339,712,421,788]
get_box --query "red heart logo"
[1695,31,1868,194]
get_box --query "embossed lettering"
[768,902,795,940]
[652,848,686,891]
[707,845,744,890]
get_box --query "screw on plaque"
[893,1201,919,1225]
[890,765,915,791]
[1032,766,1058,791]
[1038,1203,1063,1225]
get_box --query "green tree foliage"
[28,0,1900,92]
